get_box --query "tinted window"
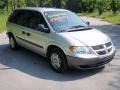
[8,10,31,27]
[9,10,48,31]
[8,10,21,24]
[28,11,48,30]
[17,10,31,27]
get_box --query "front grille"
[92,45,104,50]
[108,48,112,53]
[105,42,112,47]
[92,42,112,55]
[97,50,106,55]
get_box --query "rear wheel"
[49,48,68,73]
[9,35,18,50]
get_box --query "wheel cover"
[9,38,15,48]
[51,53,61,69]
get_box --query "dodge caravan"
[6,8,115,73]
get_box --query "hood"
[61,29,110,46]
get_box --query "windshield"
[44,11,88,32]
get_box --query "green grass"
[78,12,120,25]
[0,13,8,32]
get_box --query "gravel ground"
[0,17,120,90]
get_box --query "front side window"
[29,12,48,31]
[44,11,88,32]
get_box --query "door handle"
[22,31,25,35]
[26,33,31,36]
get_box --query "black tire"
[9,35,18,50]
[49,48,68,73]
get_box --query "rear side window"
[8,10,32,27]
[16,10,31,27]
[8,10,21,24]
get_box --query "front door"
[24,11,51,56]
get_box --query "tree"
[35,0,44,7]
[87,0,97,13]
[97,0,106,15]
[25,0,36,6]
[110,0,119,14]
[66,0,79,12]
[17,0,20,8]
[52,0,62,8]
[0,0,7,9]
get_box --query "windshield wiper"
[68,27,92,32]
[59,27,72,32]
[59,26,92,32]
[70,25,85,29]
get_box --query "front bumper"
[66,50,115,69]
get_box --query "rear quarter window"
[8,10,21,24]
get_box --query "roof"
[16,7,68,13]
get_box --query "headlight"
[69,46,91,54]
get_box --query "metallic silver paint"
[7,7,115,69]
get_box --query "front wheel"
[49,48,68,73]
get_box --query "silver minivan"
[7,7,115,73]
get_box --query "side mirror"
[86,21,90,25]
[38,24,50,33]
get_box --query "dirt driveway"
[0,17,120,90]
